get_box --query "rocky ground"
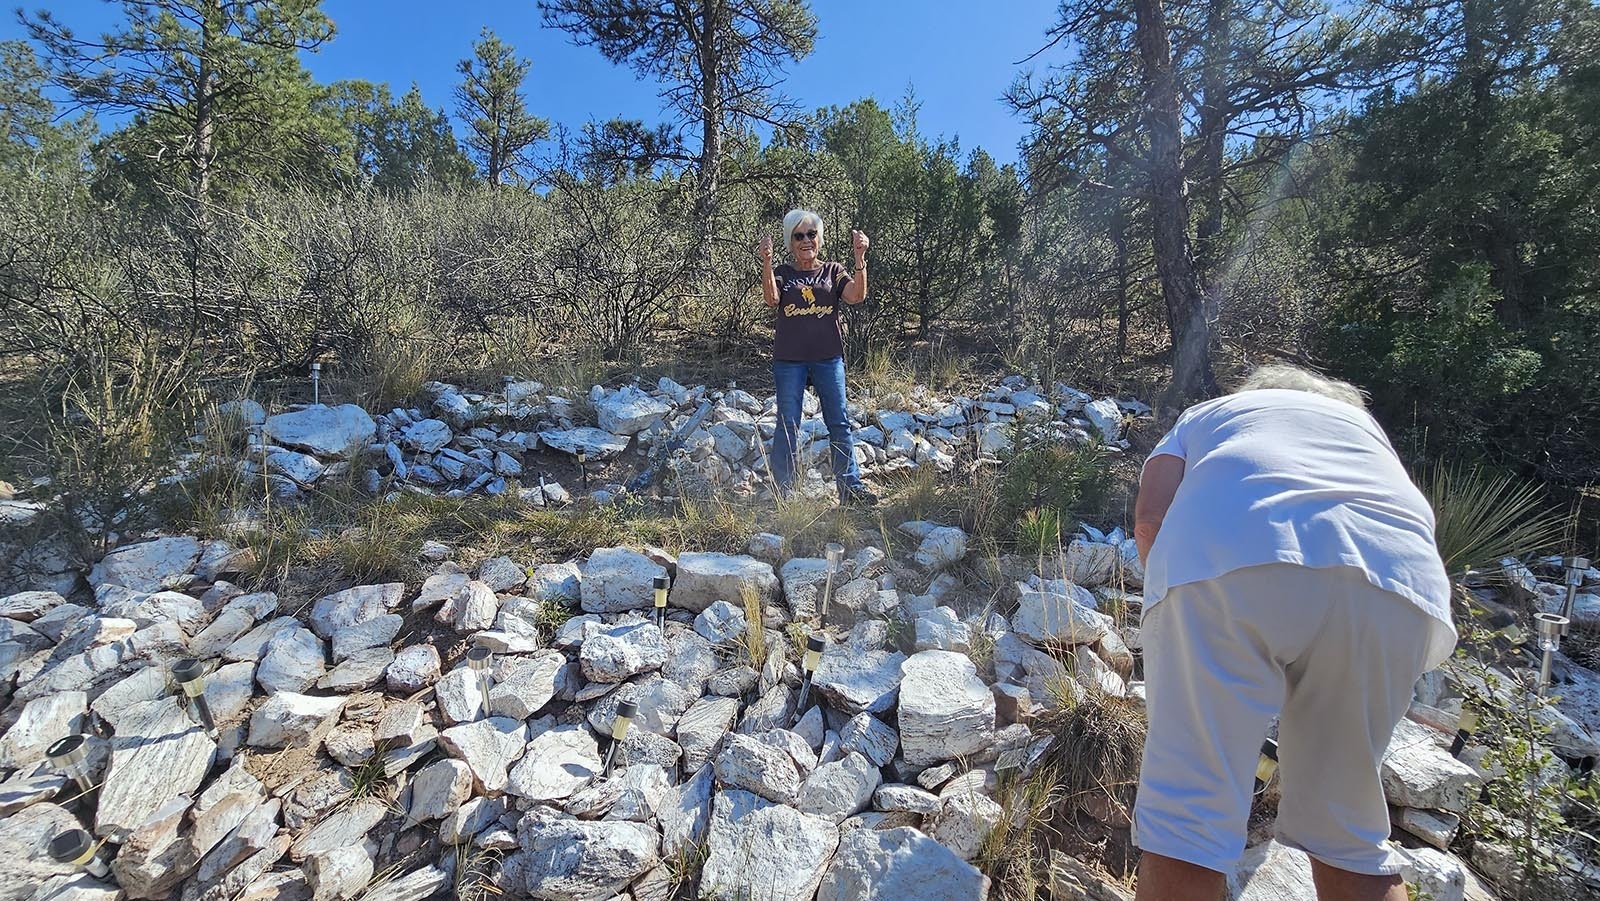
[1,378,1598,901]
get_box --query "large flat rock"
[580,548,668,614]
[263,404,376,459]
[670,552,779,614]
[818,826,991,901]
[96,698,217,840]
[89,537,202,593]
[701,789,839,901]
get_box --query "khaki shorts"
[1133,562,1452,875]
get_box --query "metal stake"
[48,829,110,879]
[653,576,669,631]
[576,448,588,491]
[310,362,322,406]
[1560,556,1589,637]
[45,735,96,808]
[603,700,637,777]
[466,646,494,720]
[171,658,215,734]
[821,543,844,624]
[1536,612,1567,695]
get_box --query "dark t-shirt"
[773,262,853,361]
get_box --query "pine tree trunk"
[1133,0,1217,410]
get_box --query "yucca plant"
[1419,463,1566,579]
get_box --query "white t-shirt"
[1142,389,1455,638]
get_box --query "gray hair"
[782,209,823,247]
[1234,363,1367,408]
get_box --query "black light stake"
[1449,707,1479,758]
[466,646,494,721]
[1560,556,1590,637]
[48,829,110,879]
[171,658,215,734]
[46,734,95,808]
[653,576,669,630]
[1535,612,1568,696]
[1253,738,1279,794]
[575,448,589,490]
[603,700,637,777]
[793,633,826,724]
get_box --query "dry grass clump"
[1035,692,1147,823]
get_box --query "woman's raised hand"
[757,234,773,266]
[851,229,870,259]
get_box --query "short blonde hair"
[1234,363,1367,409]
[782,209,823,247]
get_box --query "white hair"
[1234,363,1367,408]
[782,209,823,247]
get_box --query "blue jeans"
[770,356,867,499]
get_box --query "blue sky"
[7,1,1063,167]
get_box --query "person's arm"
[758,235,778,307]
[842,230,869,304]
[1134,454,1186,565]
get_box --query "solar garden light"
[171,658,215,735]
[46,735,95,806]
[48,829,110,879]
[1449,706,1479,758]
[603,700,637,777]
[793,633,826,724]
[820,543,845,623]
[653,576,669,630]
[466,646,494,720]
[310,361,322,405]
[575,448,589,490]
[1560,556,1590,636]
[1253,738,1280,794]
[1535,612,1568,695]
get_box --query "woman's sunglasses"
[791,230,817,241]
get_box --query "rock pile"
[0,514,1167,901]
[191,374,1151,506]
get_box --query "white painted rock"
[914,527,969,570]
[1084,397,1123,441]
[1012,581,1112,646]
[796,752,880,824]
[814,645,905,716]
[439,716,527,794]
[264,404,376,458]
[399,418,452,453]
[256,625,326,693]
[579,621,667,683]
[670,552,779,614]
[385,644,442,694]
[596,385,673,436]
[90,537,202,593]
[899,650,995,766]
[714,733,802,804]
[701,790,840,901]
[538,427,630,460]
[580,548,668,614]
[508,726,600,801]
[1380,718,1482,814]
[818,826,991,901]
[309,583,403,640]
[248,692,345,750]
[514,809,660,899]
